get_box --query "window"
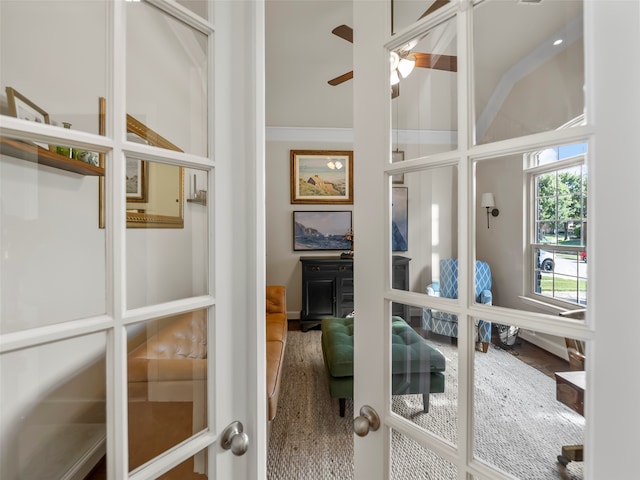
[528,142,588,306]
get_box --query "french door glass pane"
[0,333,107,480]
[0,134,107,334]
[473,327,585,479]
[390,307,458,448]
[391,428,457,479]
[393,166,457,297]
[391,14,458,159]
[127,310,208,473]
[126,159,208,310]
[473,0,585,145]
[0,0,107,135]
[127,1,208,157]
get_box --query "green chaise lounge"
[321,316,446,417]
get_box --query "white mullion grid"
[456,1,473,478]
[121,296,215,326]
[106,0,128,478]
[122,142,212,170]
[206,4,217,474]
[145,0,214,36]
[0,116,113,154]
[0,316,114,355]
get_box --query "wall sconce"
[481,193,499,229]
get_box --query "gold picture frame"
[126,157,148,203]
[98,98,184,228]
[5,87,51,150]
[5,87,50,124]
[290,150,353,205]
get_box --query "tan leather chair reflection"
[127,310,207,479]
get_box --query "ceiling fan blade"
[331,24,353,43]
[328,71,354,86]
[413,52,457,72]
[418,0,450,20]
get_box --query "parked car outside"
[539,249,586,271]
[539,250,554,271]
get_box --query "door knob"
[353,405,380,437]
[221,421,249,456]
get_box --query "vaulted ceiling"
[265,0,583,132]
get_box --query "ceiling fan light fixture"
[389,51,400,71]
[390,69,400,85]
[398,56,416,78]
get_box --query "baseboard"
[519,330,568,361]
[287,310,300,320]
[61,433,105,480]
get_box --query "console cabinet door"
[304,277,336,319]
[300,257,354,331]
[337,272,354,318]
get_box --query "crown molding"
[266,126,456,145]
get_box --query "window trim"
[525,148,587,308]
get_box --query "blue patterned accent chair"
[422,259,493,353]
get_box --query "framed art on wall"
[126,158,149,202]
[5,87,50,149]
[293,210,352,251]
[6,87,50,125]
[392,187,408,251]
[290,150,353,204]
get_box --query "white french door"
[0,1,264,479]
[352,1,640,479]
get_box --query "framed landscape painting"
[293,211,352,251]
[290,150,353,204]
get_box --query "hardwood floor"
[84,457,106,480]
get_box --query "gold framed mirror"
[99,98,185,228]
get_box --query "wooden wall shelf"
[0,137,104,176]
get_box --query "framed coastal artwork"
[293,211,352,251]
[290,150,353,204]
[392,187,408,252]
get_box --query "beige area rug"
[267,330,584,480]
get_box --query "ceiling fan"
[327,0,457,98]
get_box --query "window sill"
[517,295,569,315]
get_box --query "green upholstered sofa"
[320,316,446,417]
